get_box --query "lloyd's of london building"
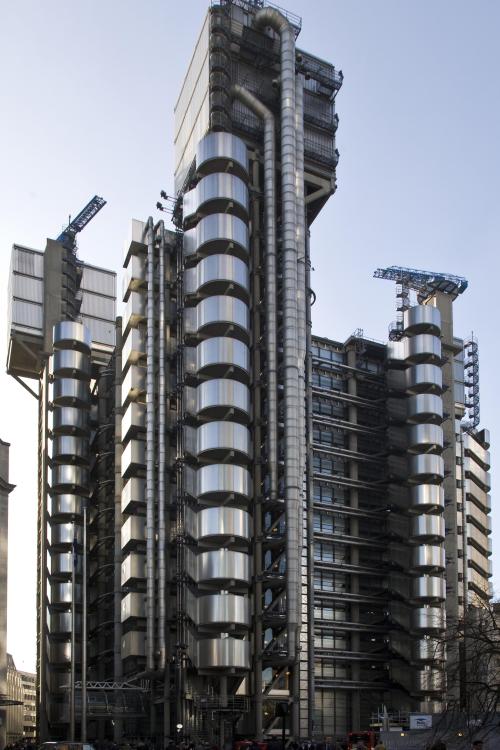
[7,0,492,744]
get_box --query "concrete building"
[6,0,493,745]
[6,655,24,745]
[19,671,36,740]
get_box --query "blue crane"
[57,195,106,250]
[373,265,468,301]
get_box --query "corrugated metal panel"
[12,246,44,278]
[80,315,116,347]
[80,291,115,321]
[81,265,116,298]
[11,300,43,331]
[12,275,44,304]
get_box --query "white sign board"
[409,714,432,730]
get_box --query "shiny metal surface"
[50,494,83,518]
[52,378,89,407]
[411,484,445,511]
[196,379,250,419]
[197,421,251,460]
[411,515,445,541]
[121,552,146,585]
[51,464,89,492]
[121,364,146,406]
[121,515,146,551]
[188,548,251,584]
[406,334,442,364]
[408,454,445,482]
[53,321,92,352]
[413,607,446,632]
[49,640,81,664]
[464,480,490,512]
[407,364,443,394]
[413,637,444,662]
[52,436,89,464]
[412,545,446,571]
[50,582,82,606]
[414,667,445,692]
[188,296,250,340]
[50,611,81,634]
[464,457,491,491]
[412,576,446,601]
[122,290,146,335]
[196,131,248,179]
[195,464,252,501]
[183,173,249,221]
[404,305,441,335]
[195,637,250,669]
[51,551,81,577]
[121,439,146,479]
[194,593,250,627]
[183,214,249,260]
[53,349,91,379]
[121,630,145,659]
[121,592,146,622]
[122,328,146,369]
[184,254,249,299]
[50,522,83,547]
[186,506,251,542]
[52,406,90,436]
[122,253,146,301]
[122,402,146,444]
[407,394,443,424]
[463,432,490,470]
[121,477,146,514]
[196,337,250,380]
[407,424,444,453]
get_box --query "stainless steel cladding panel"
[50,551,82,577]
[407,394,443,423]
[196,593,250,627]
[411,484,445,511]
[121,477,146,513]
[122,328,146,369]
[196,637,250,670]
[414,668,445,692]
[196,337,250,379]
[49,641,80,664]
[187,506,251,542]
[52,436,89,464]
[122,365,146,406]
[403,305,441,335]
[50,523,83,547]
[121,592,146,622]
[50,583,82,607]
[121,631,146,658]
[50,494,84,518]
[122,254,146,301]
[51,464,89,492]
[412,576,446,601]
[190,549,251,584]
[121,439,146,478]
[464,458,491,491]
[410,515,445,541]
[183,214,249,259]
[412,545,446,571]
[196,379,251,418]
[50,612,81,635]
[196,464,252,500]
[463,432,490,470]
[197,421,251,459]
[407,364,443,394]
[406,334,442,363]
[122,402,146,444]
[53,321,92,352]
[184,254,250,298]
[408,454,445,482]
[52,350,91,380]
[52,406,90,436]
[183,173,249,220]
[407,424,444,453]
[52,378,90,407]
[121,515,146,550]
[121,552,146,585]
[187,296,250,339]
[413,638,445,662]
[387,340,406,362]
[196,132,249,179]
[412,607,446,632]
[123,291,146,333]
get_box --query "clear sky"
[0,0,498,672]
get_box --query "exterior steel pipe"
[158,222,167,670]
[145,216,155,672]
[230,84,278,501]
[296,73,307,497]
[254,6,301,672]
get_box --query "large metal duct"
[254,3,301,667]
[145,216,155,672]
[158,221,167,670]
[230,84,278,501]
